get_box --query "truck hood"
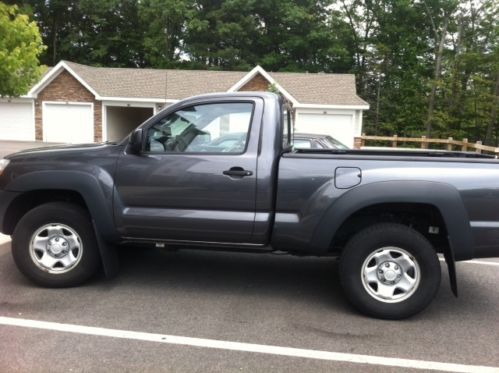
[4,142,118,160]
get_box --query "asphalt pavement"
[0,239,498,372]
[1,140,499,372]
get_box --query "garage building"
[0,61,368,147]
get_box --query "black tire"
[12,202,100,287]
[339,223,441,319]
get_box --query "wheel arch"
[3,170,117,241]
[3,189,86,235]
[312,180,473,261]
[331,202,448,251]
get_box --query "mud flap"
[443,246,458,297]
[92,220,119,278]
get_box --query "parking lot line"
[463,260,499,267]
[1,316,498,373]
[0,234,10,245]
[438,258,499,267]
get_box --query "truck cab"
[114,93,284,246]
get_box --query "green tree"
[11,0,145,67]
[0,2,45,96]
[3,0,498,144]
[184,0,261,69]
[139,0,192,68]
[75,0,146,67]
[339,0,432,136]
[338,0,498,144]
[10,0,79,66]
[427,0,498,142]
[183,0,344,72]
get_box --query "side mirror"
[129,128,143,154]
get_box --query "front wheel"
[339,223,441,319]
[12,202,100,287]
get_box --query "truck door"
[114,97,263,243]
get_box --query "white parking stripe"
[463,260,499,267]
[0,234,10,245]
[439,258,499,267]
[0,317,497,373]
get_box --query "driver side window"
[145,102,253,154]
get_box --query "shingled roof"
[269,72,367,106]
[29,61,368,107]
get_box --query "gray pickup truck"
[1,92,498,319]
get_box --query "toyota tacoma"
[1,92,498,319]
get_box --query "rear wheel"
[339,223,441,319]
[12,202,100,287]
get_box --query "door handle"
[223,167,253,177]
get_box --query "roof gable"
[228,65,298,105]
[28,61,99,98]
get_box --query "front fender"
[312,180,474,261]
[5,170,117,241]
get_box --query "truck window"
[145,102,254,154]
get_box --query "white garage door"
[43,103,94,143]
[0,101,35,141]
[296,113,355,148]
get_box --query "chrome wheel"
[361,247,420,303]
[29,223,83,274]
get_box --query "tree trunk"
[425,15,449,137]
[51,18,58,66]
[485,73,499,145]
[450,13,464,114]
[375,73,381,133]
[340,0,363,93]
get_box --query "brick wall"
[239,73,270,91]
[239,73,295,111]
[35,70,102,142]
